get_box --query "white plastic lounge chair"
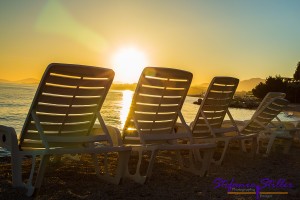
[256,92,286,126]
[0,63,131,196]
[118,67,216,184]
[190,82,289,163]
[252,93,292,156]
[256,92,286,111]
[230,97,290,158]
[189,77,241,165]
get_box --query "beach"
[286,104,300,118]
[0,98,299,199]
[1,1,300,199]
[0,83,299,199]
[0,142,300,200]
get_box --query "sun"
[112,47,148,83]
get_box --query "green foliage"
[294,62,300,81]
[252,76,288,99]
[252,62,300,103]
[252,82,268,99]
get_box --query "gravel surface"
[1,143,300,200]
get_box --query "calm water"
[0,83,298,156]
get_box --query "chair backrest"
[255,92,286,128]
[122,67,193,144]
[190,77,239,138]
[256,92,286,113]
[240,98,289,134]
[19,63,114,149]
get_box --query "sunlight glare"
[112,47,148,83]
[120,90,133,130]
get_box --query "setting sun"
[112,47,148,83]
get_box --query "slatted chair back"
[256,92,286,113]
[240,98,289,135]
[122,67,193,144]
[19,63,114,149]
[191,77,239,138]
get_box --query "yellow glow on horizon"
[112,47,148,83]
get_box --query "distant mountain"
[0,77,265,92]
[188,85,207,96]
[14,78,39,84]
[237,78,264,91]
[0,78,39,84]
[187,78,265,96]
[0,79,11,83]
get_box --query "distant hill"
[0,77,265,92]
[15,78,39,84]
[187,78,265,96]
[0,78,39,84]
[0,79,11,83]
[237,78,264,91]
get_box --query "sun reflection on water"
[120,90,133,129]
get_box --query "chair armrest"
[0,125,19,152]
[92,124,123,146]
[106,125,123,146]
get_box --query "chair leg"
[213,140,229,165]
[31,155,50,196]
[241,140,247,152]
[199,149,214,177]
[25,155,50,197]
[175,150,186,168]
[178,147,214,177]
[124,148,157,184]
[11,154,24,188]
[256,138,261,154]
[6,130,24,188]
[177,149,198,169]
[92,151,131,185]
[91,153,101,176]
[114,151,130,183]
[250,137,258,157]
[265,135,276,157]
[192,148,203,162]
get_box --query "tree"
[252,82,268,99]
[292,62,300,102]
[252,62,300,103]
[294,62,300,81]
[252,76,287,99]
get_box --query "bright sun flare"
[112,47,148,83]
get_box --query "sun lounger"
[188,76,241,165]
[0,63,131,196]
[253,92,292,156]
[117,67,216,184]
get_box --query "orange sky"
[0,0,300,84]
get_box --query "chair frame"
[120,67,216,184]
[189,76,243,165]
[252,93,292,156]
[0,63,131,196]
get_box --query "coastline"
[0,89,299,199]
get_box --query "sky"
[0,0,300,84]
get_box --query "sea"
[0,83,298,157]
